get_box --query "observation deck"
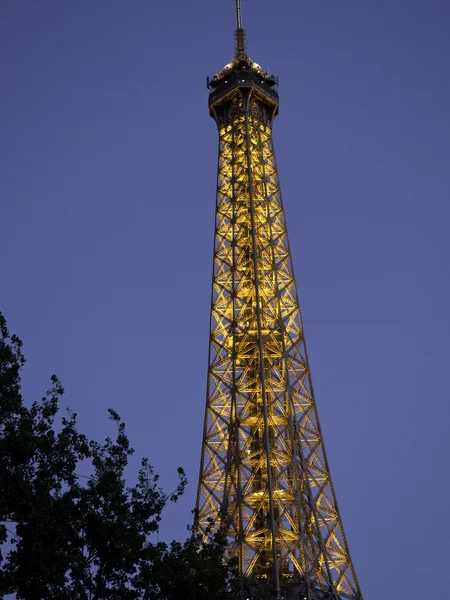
[207,57,279,113]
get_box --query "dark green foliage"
[138,531,238,600]
[0,313,236,599]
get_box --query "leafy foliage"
[0,313,236,599]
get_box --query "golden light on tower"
[195,2,363,599]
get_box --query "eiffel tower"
[195,3,363,599]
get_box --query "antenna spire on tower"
[234,0,247,59]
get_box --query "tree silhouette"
[0,313,236,599]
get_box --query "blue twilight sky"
[1,1,450,598]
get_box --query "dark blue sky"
[1,1,450,598]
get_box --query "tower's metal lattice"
[195,4,363,599]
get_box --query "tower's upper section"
[206,0,279,114]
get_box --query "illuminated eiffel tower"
[195,2,363,599]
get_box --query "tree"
[0,313,236,599]
[138,531,237,600]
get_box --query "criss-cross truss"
[196,52,362,600]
